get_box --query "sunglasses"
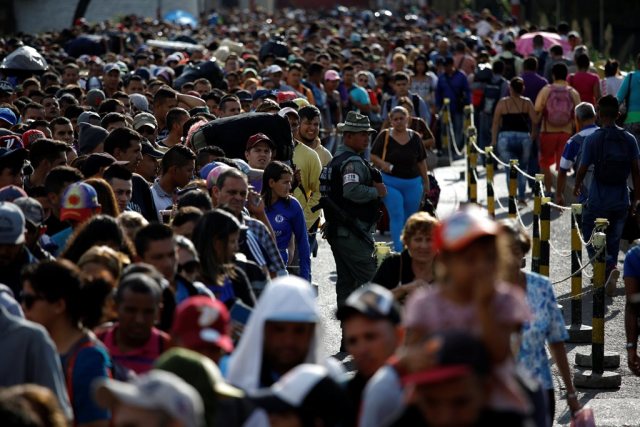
[178,260,200,275]
[20,292,45,309]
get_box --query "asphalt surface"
[313,157,640,426]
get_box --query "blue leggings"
[382,174,423,251]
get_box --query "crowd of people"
[1,3,640,427]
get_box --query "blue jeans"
[497,131,532,200]
[382,174,423,252]
[582,206,628,273]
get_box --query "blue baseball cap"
[0,108,17,126]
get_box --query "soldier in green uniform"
[319,111,387,308]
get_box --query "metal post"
[486,146,495,218]
[531,174,544,273]
[508,159,518,219]
[441,98,450,154]
[575,229,620,389]
[592,232,606,373]
[567,204,592,343]
[463,105,474,136]
[540,197,551,277]
[467,128,477,204]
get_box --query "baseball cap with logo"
[60,182,102,223]
[336,283,401,324]
[93,370,205,427]
[21,129,45,148]
[0,201,26,245]
[0,108,17,127]
[171,296,234,353]
[13,197,45,227]
[0,135,28,166]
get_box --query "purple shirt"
[521,71,548,104]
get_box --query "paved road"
[314,157,640,426]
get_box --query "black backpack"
[501,56,517,80]
[482,78,504,115]
[593,127,633,186]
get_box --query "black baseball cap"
[141,139,164,159]
[336,283,401,325]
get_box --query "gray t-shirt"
[0,306,73,421]
[358,365,405,427]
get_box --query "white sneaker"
[605,269,620,297]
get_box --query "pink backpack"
[544,85,574,127]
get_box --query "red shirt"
[569,71,600,104]
[99,325,170,374]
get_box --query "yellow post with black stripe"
[591,232,606,373]
[508,159,518,219]
[574,230,621,388]
[539,197,551,277]
[441,98,450,155]
[463,104,474,134]
[467,127,478,203]
[531,174,544,273]
[567,203,592,343]
[486,146,495,217]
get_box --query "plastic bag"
[570,407,595,427]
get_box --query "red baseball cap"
[171,296,234,353]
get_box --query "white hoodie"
[226,276,344,394]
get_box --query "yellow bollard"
[531,174,544,273]
[485,146,495,217]
[467,127,478,203]
[567,203,592,343]
[539,197,551,277]
[441,98,450,154]
[508,159,518,219]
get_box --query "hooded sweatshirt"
[226,276,344,394]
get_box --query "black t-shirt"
[131,173,158,223]
[371,129,426,179]
[372,250,415,290]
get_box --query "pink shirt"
[404,282,531,413]
[99,325,170,374]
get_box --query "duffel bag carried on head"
[190,112,294,162]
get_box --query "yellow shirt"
[292,141,323,229]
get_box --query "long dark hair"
[60,215,136,263]
[191,209,240,286]
[261,160,293,209]
[85,178,120,218]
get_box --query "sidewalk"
[433,158,640,426]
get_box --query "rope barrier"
[513,163,537,181]
[471,140,486,155]
[552,246,604,285]
[546,200,572,211]
[487,181,507,210]
[446,105,466,158]
[488,149,510,167]
[549,239,572,257]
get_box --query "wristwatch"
[626,342,637,349]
